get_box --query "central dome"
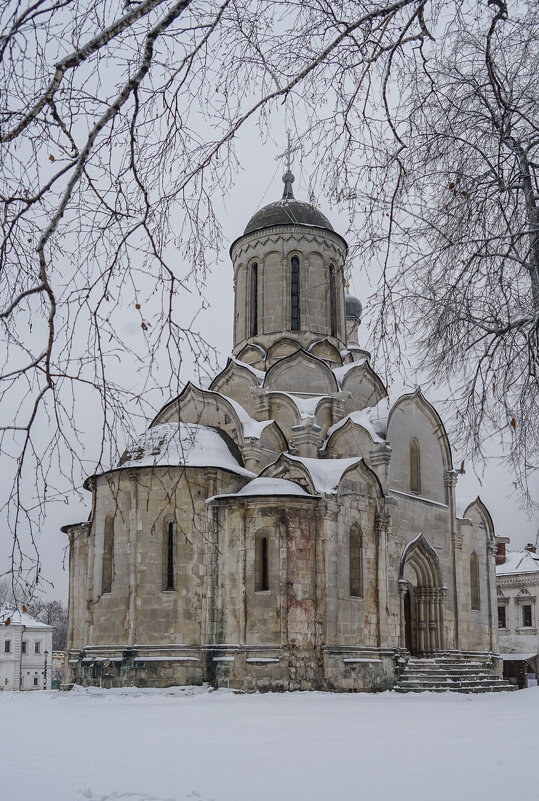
[244,171,334,235]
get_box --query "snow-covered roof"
[220,394,273,439]
[269,392,329,418]
[0,603,53,629]
[206,477,318,503]
[496,550,539,576]
[500,653,537,661]
[118,422,254,478]
[325,407,386,444]
[286,454,363,494]
[332,359,367,387]
[230,357,265,385]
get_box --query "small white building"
[496,540,539,687]
[0,603,54,691]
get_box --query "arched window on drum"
[291,256,300,331]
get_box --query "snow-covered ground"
[1,685,534,801]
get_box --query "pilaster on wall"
[290,418,322,458]
[445,468,460,650]
[127,471,139,647]
[370,444,392,493]
[376,510,391,648]
[487,540,498,652]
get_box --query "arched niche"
[151,383,245,451]
[398,533,446,655]
[311,397,334,439]
[210,358,262,418]
[264,349,338,395]
[386,389,453,504]
[235,343,266,367]
[338,362,388,413]
[266,338,301,365]
[324,418,376,461]
[256,421,288,455]
[265,392,303,443]
[259,452,317,495]
[308,338,342,365]
[336,459,384,502]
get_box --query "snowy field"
[1,685,535,801]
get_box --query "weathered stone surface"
[64,180,500,692]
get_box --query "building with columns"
[63,172,505,692]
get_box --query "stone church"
[64,171,507,692]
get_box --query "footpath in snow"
[0,684,533,801]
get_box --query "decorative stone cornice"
[230,228,347,263]
[497,574,539,588]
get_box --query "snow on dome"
[118,422,254,477]
[0,602,53,628]
[496,549,539,576]
[236,477,314,497]
[206,477,317,504]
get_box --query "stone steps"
[394,655,517,694]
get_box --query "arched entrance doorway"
[398,533,447,655]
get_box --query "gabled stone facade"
[64,174,501,691]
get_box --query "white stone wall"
[0,624,53,690]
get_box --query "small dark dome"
[346,293,363,321]
[244,172,334,235]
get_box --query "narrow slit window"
[470,552,480,611]
[497,606,506,628]
[291,256,300,330]
[349,526,362,597]
[102,516,114,594]
[250,263,258,337]
[410,438,421,494]
[164,521,175,591]
[329,264,337,337]
[256,535,269,591]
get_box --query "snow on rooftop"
[0,602,53,628]
[230,357,265,385]
[496,549,539,576]
[118,422,254,478]
[207,476,317,503]
[220,394,273,439]
[286,454,363,494]
[270,392,329,418]
[325,407,386,444]
[332,359,367,387]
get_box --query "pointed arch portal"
[398,533,447,655]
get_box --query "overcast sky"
[2,119,537,603]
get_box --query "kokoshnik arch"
[63,171,503,691]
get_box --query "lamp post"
[43,649,49,690]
